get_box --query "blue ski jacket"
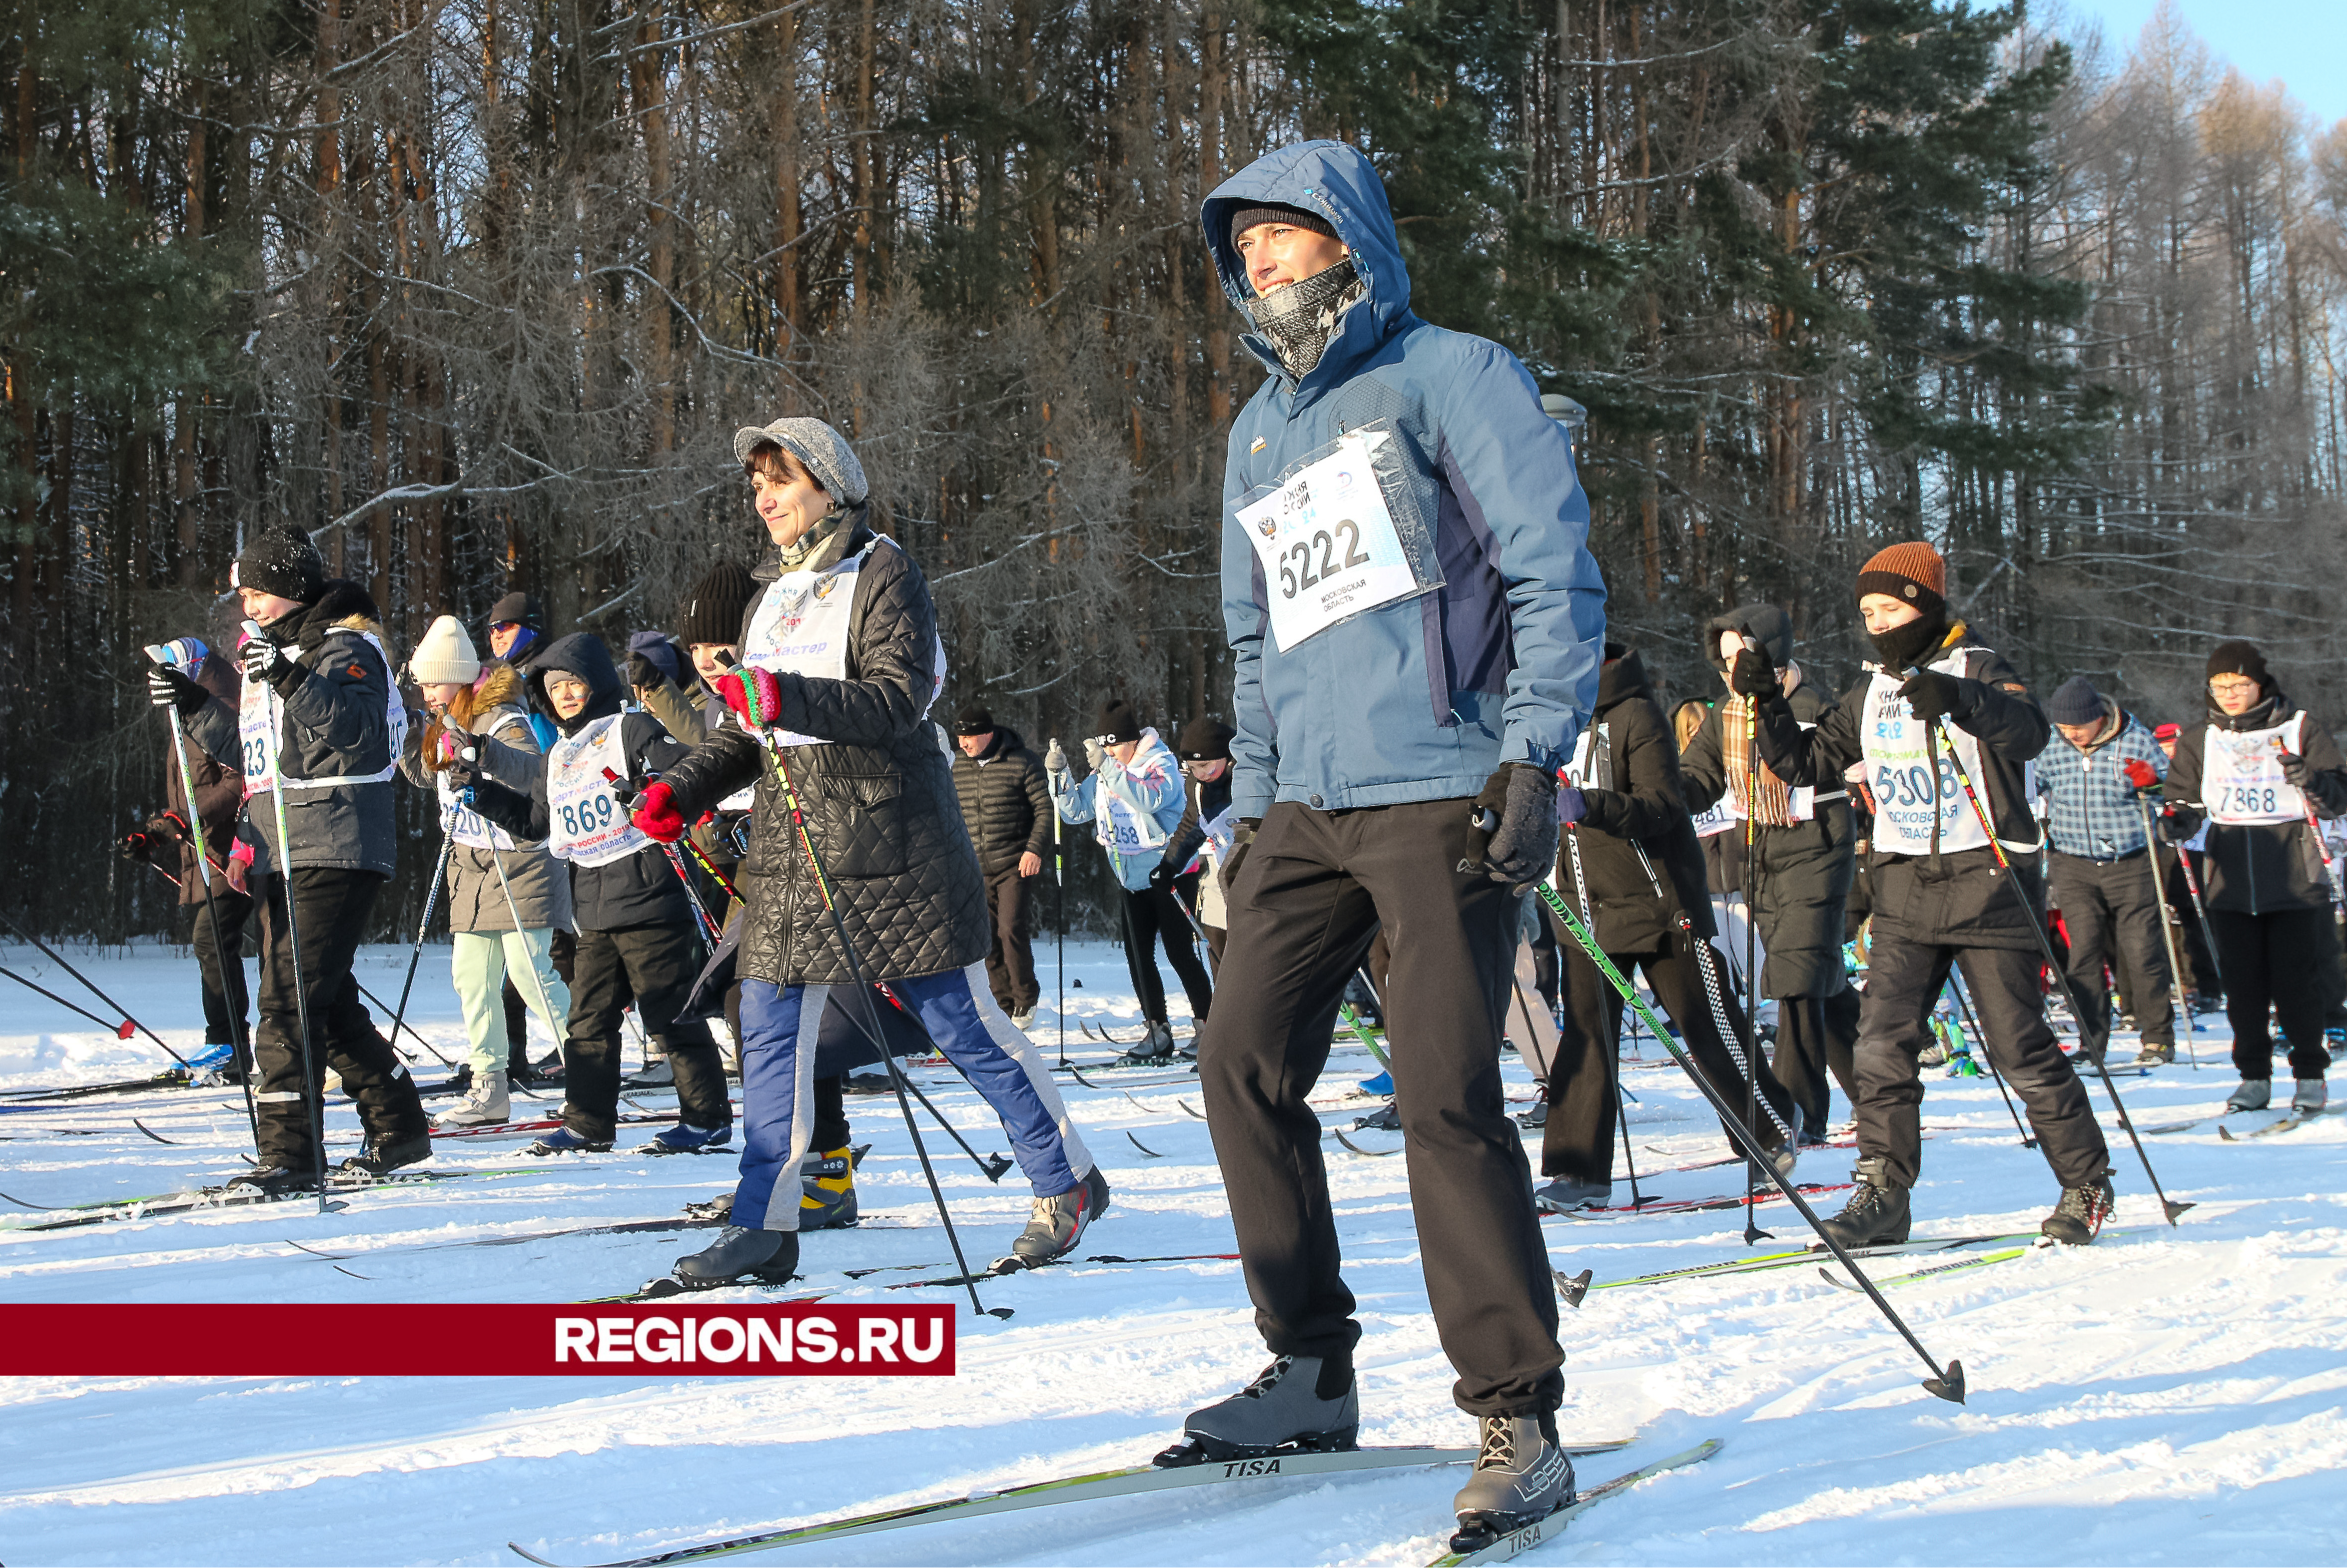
[1202,140,1607,820]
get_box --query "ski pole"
[1349,966,1395,1070]
[0,966,143,1036]
[386,819,459,1074]
[1534,873,1966,1401]
[2171,834,2226,992]
[2272,735,2333,869]
[0,907,193,1071]
[250,622,332,1217]
[604,767,725,945]
[1616,1005,1644,1207]
[1945,968,2034,1148]
[1051,741,1066,1070]
[2135,793,2202,1071]
[722,660,1003,1319]
[1924,715,2190,1225]
[1737,662,1766,1243]
[157,684,263,1146]
[471,764,568,1086]
[351,980,457,1067]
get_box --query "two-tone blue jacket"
[1202,141,1608,820]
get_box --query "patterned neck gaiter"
[1249,258,1368,378]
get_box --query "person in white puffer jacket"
[1050,697,1213,1060]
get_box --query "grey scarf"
[1249,259,1367,378]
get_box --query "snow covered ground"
[2,936,2344,1567]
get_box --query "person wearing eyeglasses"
[2148,641,2346,1117]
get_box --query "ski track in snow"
[1,938,2343,1565]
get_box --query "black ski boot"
[338,1132,433,1178]
[799,1146,860,1230]
[1533,1175,1611,1214]
[2040,1170,2116,1245]
[226,1165,322,1198]
[1814,1155,1910,1248]
[1354,1099,1400,1132]
[1117,1022,1177,1066]
[672,1226,799,1288]
[1153,1355,1359,1467]
[1450,1412,1575,1553]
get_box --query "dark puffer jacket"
[466,634,696,933]
[951,726,1052,877]
[1755,621,2051,952]
[1679,603,1856,999]
[655,519,990,986]
[185,579,401,878]
[1553,646,1714,953]
[2162,687,2347,915]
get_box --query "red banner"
[0,1303,956,1376]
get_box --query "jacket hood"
[277,579,385,648]
[976,725,1026,759]
[1595,643,1652,712]
[1201,140,1413,388]
[1703,603,1793,670]
[527,633,626,733]
[453,663,526,726]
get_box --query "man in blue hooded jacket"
[1158,140,1607,1551]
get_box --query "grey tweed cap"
[732,417,869,505]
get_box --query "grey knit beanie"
[732,417,869,506]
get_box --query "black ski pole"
[1945,968,2035,1148]
[1532,874,1965,1402]
[1737,667,1765,1243]
[0,966,139,1036]
[0,907,194,1071]
[1925,715,2190,1225]
[2136,793,2202,1071]
[1616,1005,1643,1207]
[862,983,1014,1182]
[351,981,457,1067]
[386,825,459,1075]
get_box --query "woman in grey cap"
[629,416,1107,1288]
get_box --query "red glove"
[632,781,687,843]
[2123,758,2159,791]
[715,666,787,729]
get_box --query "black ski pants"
[1120,878,1214,1024]
[1856,936,2109,1190]
[1542,927,1797,1183]
[251,870,426,1169]
[1773,985,1859,1140]
[564,922,731,1140]
[2049,849,2175,1051]
[984,865,1041,1014]
[1197,799,1563,1420]
[2207,906,2334,1081]
[187,886,254,1059]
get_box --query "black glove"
[627,652,670,692]
[240,635,302,692]
[1468,762,1560,888]
[1147,862,1175,891]
[1727,635,1777,698]
[1897,669,1976,723]
[1219,817,1261,899]
[442,752,482,794]
[147,666,208,715]
[117,829,154,864]
[2277,750,2313,791]
[143,812,190,848]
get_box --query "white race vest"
[2203,712,2309,825]
[1861,648,2031,857]
[743,537,945,747]
[1236,431,1421,652]
[1692,799,1737,839]
[546,714,653,866]
[436,712,529,851]
[236,631,407,793]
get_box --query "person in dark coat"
[2152,723,2225,1005]
[951,704,1053,1025]
[127,635,254,1078]
[2154,640,2347,1115]
[1539,644,1799,1212]
[457,633,734,1154]
[1736,540,2114,1248]
[151,527,430,1191]
[1158,717,1238,971]
[634,416,1103,1288]
[1679,603,1860,1145]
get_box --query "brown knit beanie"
[1855,541,1947,616]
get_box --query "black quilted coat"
[656,519,990,986]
